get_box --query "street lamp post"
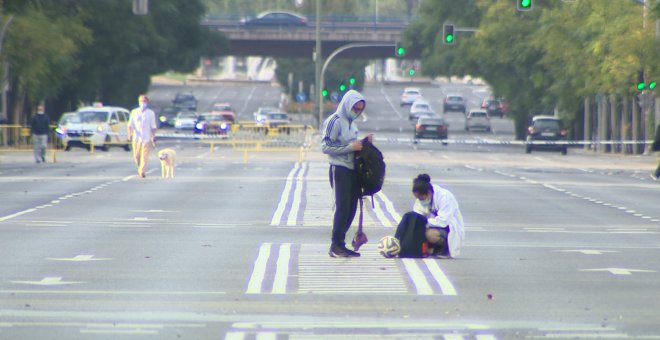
[317,43,395,129]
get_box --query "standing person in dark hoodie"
[30,104,50,163]
[321,89,373,258]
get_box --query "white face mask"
[419,198,431,207]
[140,103,148,110]
[349,110,359,121]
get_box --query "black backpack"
[355,137,386,197]
[394,212,428,258]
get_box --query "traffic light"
[650,81,657,90]
[395,42,405,57]
[339,83,346,92]
[409,69,415,76]
[443,24,454,44]
[322,89,328,97]
[517,0,533,11]
[349,77,356,86]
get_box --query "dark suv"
[526,116,568,155]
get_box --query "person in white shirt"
[411,174,465,258]
[128,95,157,178]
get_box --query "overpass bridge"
[202,20,420,59]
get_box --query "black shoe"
[41,156,45,162]
[343,247,361,257]
[329,244,349,258]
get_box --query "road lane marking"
[424,259,457,296]
[246,243,272,294]
[11,277,84,286]
[46,255,114,261]
[287,163,307,226]
[580,268,656,275]
[558,250,618,255]
[270,163,300,226]
[402,259,433,295]
[272,243,291,294]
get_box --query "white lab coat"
[413,184,465,258]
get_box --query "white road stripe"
[376,191,402,225]
[424,259,457,296]
[246,243,272,294]
[224,331,246,340]
[402,259,433,295]
[271,163,300,226]
[272,243,291,294]
[287,163,307,226]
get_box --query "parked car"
[409,100,434,121]
[263,112,290,128]
[194,113,232,135]
[443,94,467,114]
[414,116,448,143]
[481,97,506,118]
[210,102,236,123]
[253,106,280,123]
[526,115,568,155]
[241,11,307,27]
[55,112,79,148]
[400,87,423,107]
[465,110,491,132]
[174,111,199,132]
[158,106,182,128]
[60,106,131,151]
[172,92,197,111]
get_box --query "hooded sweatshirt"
[321,90,366,170]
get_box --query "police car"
[59,104,131,151]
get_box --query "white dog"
[158,148,176,178]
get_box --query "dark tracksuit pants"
[329,165,360,247]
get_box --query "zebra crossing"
[245,243,457,296]
[270,162,401,227]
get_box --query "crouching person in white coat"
[411,173,465,258]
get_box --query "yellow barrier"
[201,123,316,163]
[0,124,62,150]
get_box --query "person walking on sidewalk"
[321,89,372,258]
[128,95,157,178]
[652,123,660,180]
[30,104,50,163]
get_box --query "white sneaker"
[651,173,659,181]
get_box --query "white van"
[61,106,131,151]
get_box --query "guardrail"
[0,124,62,149]
[201,122,317,163]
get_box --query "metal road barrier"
[201,122,317,163]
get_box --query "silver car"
[465,110,491,132]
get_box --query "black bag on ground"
[394,212,428,258]
[354,137,386,197]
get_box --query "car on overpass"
[241,11,307,27]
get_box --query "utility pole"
[314,0,322,129]
[0,14,15,147]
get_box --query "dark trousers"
[329,165,360,247]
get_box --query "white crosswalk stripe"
[270,161,400,227]
[245,243,458,296]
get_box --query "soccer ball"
[378,236,400,258]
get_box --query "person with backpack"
[398,174,465,258]
[321,89,373,258]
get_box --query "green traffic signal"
[339,83,346,92]
[349,77,356,86]
[637,82,645,91]
[322,89,328,97]
[650,81,657,89]
[517,0,533,10]
[443,24,454,45]
[397,47,405,57]
[409,69,415,76]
